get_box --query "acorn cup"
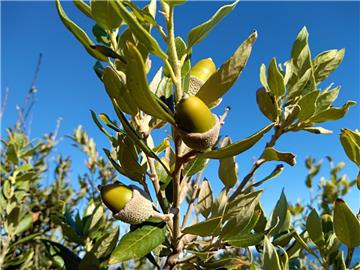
[99,183,173,225]
[175,94,220,151]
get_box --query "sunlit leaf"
[306,209,325,247]
[263,236,282,270]
[310,100,356,123]
[200,123,273,159]
[91,0,122,30]
[340,128,360,167]
[196,31,257,106]
[268,58,285,97]
[262,147,296,166]
[313,49,345,83]
[126,43,175,123]
[55,0,107,61]
[333,199,360,248]
[187,0,239,47]
[218,137,238,188]
[109,223,166,263]
[256,87,278,121]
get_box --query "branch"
[230,125,283,199]
[181,172,202,229]
[147,156,168,213]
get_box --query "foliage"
[1,1,359,270]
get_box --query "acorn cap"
[178,114,220,151]
[113,188,155,224]
[188,58,216,96]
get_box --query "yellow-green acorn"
[99,183,173,224]
[188,58,216,96]
[175,94,220,151]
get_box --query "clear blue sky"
[2,1,359,215]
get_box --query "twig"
[176,254,197,265]
[219,106,231,126]
[345,246,354,268]
[230,125,283,199]
[147,156,168,213]
[181,172,202,229]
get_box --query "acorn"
[99,183,173,224]
[188,58,216,96]
[175,94,220,151]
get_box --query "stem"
[166,4,182,102]
[147,156,168,213]
[181,172,202,229]
[345,246,354,268]
[230,125,283,199]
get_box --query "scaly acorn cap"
[178,114,220,151]
[188,58,216,96]
[113,188,155,224]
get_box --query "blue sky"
[2,1,359,215]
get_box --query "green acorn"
[188,58,216,96]
[175,94,220,151]
[99,183,172,224]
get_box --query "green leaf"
[3,180,13,199]
[183,157,208,178]
[182,216,222,237]
[92,24,110,46]
[90,45,125,61]
[256,87,278,121]
[110,0,167,60]
[15,214,33,235]
[218,137,238,188]
[287,69,312,100]
[55,0,107,61]
[260,64,270,91]
[79,252,100,270]
[306,209,325,247]
[250,164,284,189]
[262,147,296,166]
[196,30,257,106]
[333,199,360,248]
[315,86,340,113]
[268,58,285,97]
[90,110,114,141]
[287,26,316,97]
[90,0,122,30]
[340,128,360,167]
[11,233,42,248]
[112,103,159,161]
[302,126,333,134]
[102,67,138,116]
[313,49,345,83]
[42,239,81,270]
[187,0,239,47]
[263,236,282,270]
[281,105,300,128]
[226,233,264,248]
[265,190,289,236]
[98,113,122,133]
[334,252,347,270]
[297,90,319,121]
[126,43,175,124]
[175,37,191,92]
[73,0,93,19]
[200,123,273,159]
[310,100,356,123]
[196,179,213,218]
[109,223,166,263]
